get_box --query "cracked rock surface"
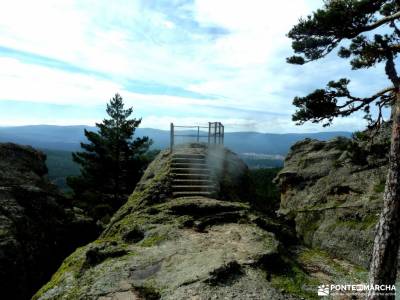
[35,144,366,300]
[0,143,98,299]
[275,126,390,268]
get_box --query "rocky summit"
[35,143,366,300]
[0,143,98,299]
[275,125,390,268]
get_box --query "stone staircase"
[171,151,216,198]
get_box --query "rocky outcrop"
[0,143,98,299]
[275,126,390,268]
[35,144,366,300]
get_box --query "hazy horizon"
[0,123,354,135]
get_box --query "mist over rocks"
[0,143,98,299]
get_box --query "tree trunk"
[368,91,400,300]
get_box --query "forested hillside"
[43,149,80,191]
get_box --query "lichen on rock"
[275,126,389,268]
[35,143,367,299]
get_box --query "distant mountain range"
[0,125,353,189]
[0,125,352,155]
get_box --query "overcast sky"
[0,0,391,132]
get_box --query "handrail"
[170,122,224,150]
[174,134,209,137]
[174,125,209,128]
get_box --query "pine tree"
[67,94,153,222]
[287,1,399,298]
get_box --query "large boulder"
[35,144,366,300]
[274,126,390,268]
[0,143,98,299]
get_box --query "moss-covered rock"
[35,144,366,299]
[35,194,289,299]
[275,127,389,268]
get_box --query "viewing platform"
[169,122,224,150]
[169,122,225,198]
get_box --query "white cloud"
[0,58,233,113]
[141,114,368,134]
[193,0,311,67]
[0,0,389,132]
[0,57,122,105]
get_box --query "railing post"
[218,123,221,144]
[170,123,174,150]
[214,122,217,144]
[216,122,219,144]
[221,124,225,145]
[197,126,200,142]
[208,122,211,144]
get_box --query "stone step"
[172,157,206,163]
[171,162,208,169]
[173,191,215,198]
[172,173,211,180]
[173,179,214,185]
[172,185,216,192]
[170,167,210,174]
[173,153,206,160]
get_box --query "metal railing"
[170,122,224,149]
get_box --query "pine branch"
[292,79,395,127]
[363,11,400,32]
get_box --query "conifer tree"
[287,1,399,298]
[67,94,153,222]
